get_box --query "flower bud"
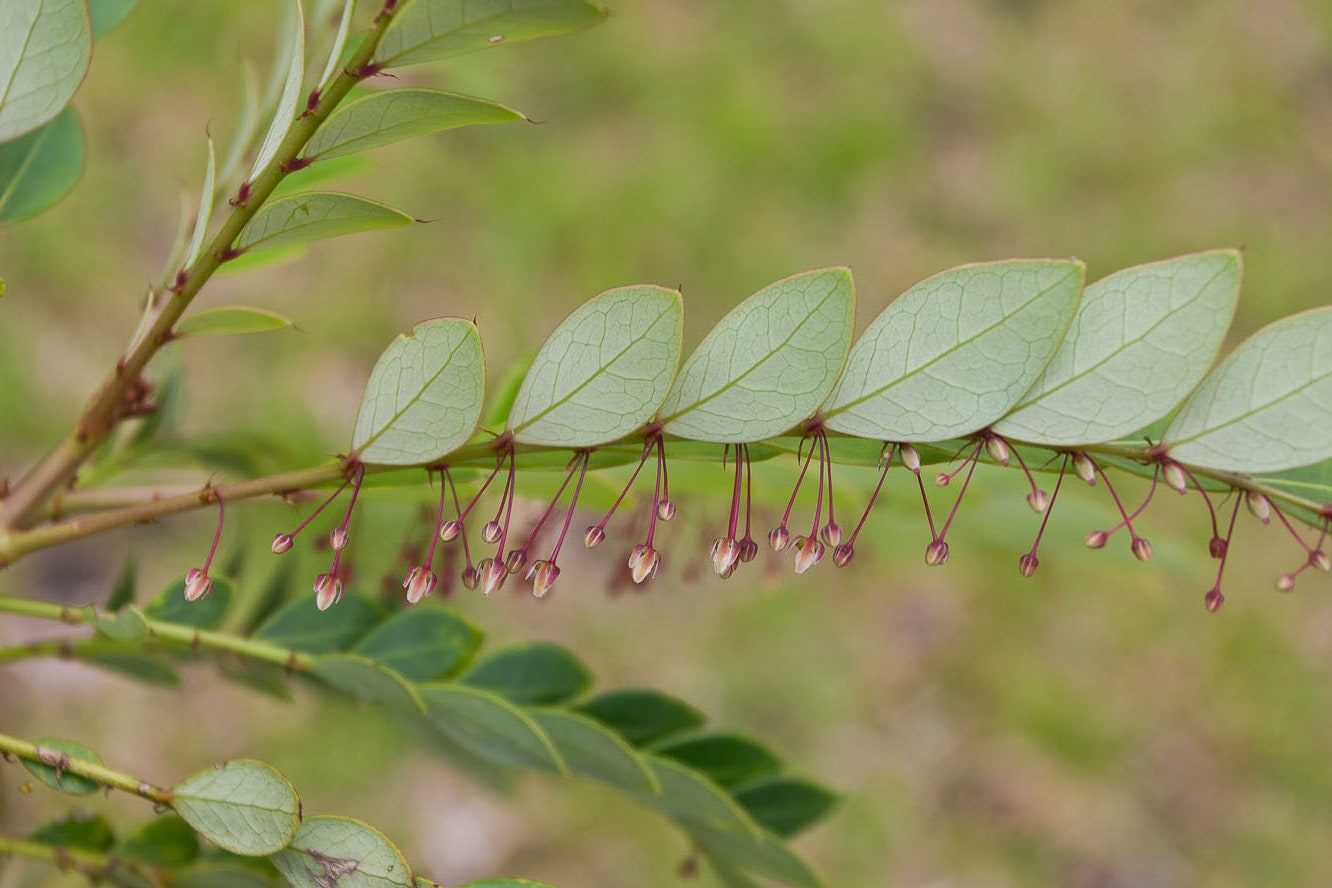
[527,560,560,598]
[935,473,950,487]
[899,443,921,474]
[480,558,507,596]
[1245,490,1271,524]
[314,572,343,611]
[628,544,660,584]
[1312,551,1331,572]
[1131,537,1153,562]
[710,537,741,577]
[270,533,294,554]
[833,542,855,567]
[481,520,503,544]
[438,519,462,542]
[329,527,349,551]
[1208,537,1228,559]
[184,568,213,601]
[657,499,677,522]
[984,436,1010,467]
[403,566,438,604]
[767,526,790,552]
[924,539,950,566]
[505,549,527,575]
[1277,573,1296,593]
[820,521,843,548]
[1084,530,1108,549]
[1018,552,1039,577]
[461,566,481,590]
[1026,489,1049,513]
[738,538,759,563]
[1204,587,1225,612]
[1073,452,1096,486]
[584,524,606,548]
[792,537,825,575]
[1163,461,1188,495]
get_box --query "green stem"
[0,731,172,804]
[0,836,156,880]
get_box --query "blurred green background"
[4,0,1332,885]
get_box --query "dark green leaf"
[0,105,84,222]
[454,881,559,888]
[240,557,296,637]
[255,594,382,654]
[529,707,658,794]
[171,862,284,888]
[0,0,91,140]
[377,0,606,69]
[459,642,591,705]
[144,576,233,629]
[76,642,182,687]
[235,192,413,254]
[28,811,115,851]
[176,306,294,338]
[117,814,201,865]
[216,657,292,701]
[107,556,137,611]
[352,606,483,681]
[632,755,758,841]
[172,759,300,856]
[704,854,764,888]
[270,816,413,888]
[575,688,705,746]
[732,777,839,838]
[652,732,781,789]
[419,683,564,773]
[22,738,103,796]
[89,0,137,36]
[305,88,523,162]
[308,653,426,714]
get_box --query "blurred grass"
[3,1,1332,886]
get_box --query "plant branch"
[0,731,172,805]
[0,836,157,881]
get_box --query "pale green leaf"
[376,0,606,69]
[316,0,356,91]
[824,259,1085,441]
[22,738,103,796]
[172,862,283,888]
[993,250,1241,445]
[508,285,682,446]
[270,816,412,888]
[1165,306,1332,473]
[0,0,90,141]
[529,708,659,794]
[419,683,565,773]
[249,0,305,180]
[305,88,522,162]
[176,306,294,338]
[351,317,485,465]
[89,0,138,37]
[690,825,821,888]
[659,268,855,443]
[454,882,558,888]
[459,642,591,705]
[235,192,413,254]
[86,604,147,641]
[352,606,483,681]
[0,105,83,222]
[171,760,300,855]
[182,139,216,267]
[632,756,759,841]
[308,653,426,714]
[76,642,182,687]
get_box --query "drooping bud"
[628,544,660,584]
[1085,530,1109,549]
[792,537,825,575]
[1163,461,1188,495]
[481,520,503,544]
[1277,573,1296,593]
[820,521,843,548]
[710,537,741,577]
[899,443,921,474]
[1026,489,1049,513]
[1131,537,1153,562]
[1073,452,1096,486]
[1311,550,1331,572]
[184,568,213,601]
[270,533,294,554]
[505,549,527,575]
[833,542,855,567]
[1204,587,1225,612]
[935,473,950,487]
[657,499,677,522]
[314,572,343,610]
[329,527,349,551]
[403,566,438,604]
[768,526,790,552]
[924,539,950,566]
[1209,537,1228,559]
[480,558,507,596]
[1018,552,1039,577]
[461,566,481,590]
[438,519,462,542]
[984,436,1010,467]
[526,560,561,598]
[584,524,606,548]
[738,538,759,563]
[1245,490,1271,524]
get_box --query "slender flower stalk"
[184,490,225,601]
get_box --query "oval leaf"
[575,688,705,747]
[117,814,201,866]
[29,811,115,851]
[176,306,294,338]
[352,606,483,681]
[305,88,523,163]
[652,732,781,790]
[459,642,591,705]
[172,862,283,888]
[144,576,234,629]
[248,0,304,179]
[76,641,182,687]
[0,105,84,222]
[1165,306,1332,473]
[171,760,299,855]
[732,777,839,838]
[255,594,382,654]
[236,192,412,254]
[0,0,91,141]
[308,654,426,714]
[659,268,855,443]
[270,816,412,888]
[994,250,1241,445]
[351,317,485,465]
[633,755,759,841]
[507,285,683,446]
[376,0,606,69]
[418,683,564,773]
[22,738,103,796]
[529,708,658,794]
[824,259,1085,441]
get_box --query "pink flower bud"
[329,527,349,551]
[1311,551,1331,572]
[505,549,527,575]
[480,558,507,596]
[1245,490,1271,524]
[738,538,759,563]
[314,572,343,611]
[584,524,606,548]
[403,566,438,604]
[461,566,481,590]
[628,544,660,584]
[1163,461,1188,495]
[1277,573,1296,592]
[1085,530,1108,549]
[1131,537,1153,562]
[527,560,560,598]
[438,519,462,542]
[710,537,741,577]
[1018,552,1039,577]
[1026,489,1049,513]
[924,539,950,566]
[481,520,503,544]
[768,526,790,552]
[934,473,950,487]
[899,443,921,474]
[1205,587,1225,612]
[1073,452,1096,486]
[820,521,843,547]
[793,537,825,574]
[984,436,1010,467]
[184,568,213,601]
[271,533,294,554]
[657,499,677,522]
[833,542,854,567]
[1209,537,1228,559]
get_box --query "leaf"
[376,0,606,69]
[1164,306,1332,473]
[305,88,523,163]
[419,683,564,773]
[144,576,234,629]
[270,816,413,888]
[0,0,91,140]
[315,0,355,91]
[22,738,103,796]
[308,653,426,714]
[240,557,296,637]
[824,259,1085,441]
[172,862,284,888]
[459,642,591,705]
[29,811,115,851]
[182,138,217,268]
[171,759,300,856]
[235,192,413,254]
[652,732,781,789]
[248,0,304,180]
[117,814,201,865]
[89,0,138,36]
[255,594,382,654]
[705,855,764,888]
[76,642,182,687]
[993,250,1241,446]
[217,658,292,701]
[87,604,147,641]
[507,285,683,446]
[575,688,705,747]
[529,708,658,794]
[633,756,759,841]
[271,153,371,199]
[690,825,820,888]
[352,606,482,681]
[732,777,839,838]
[0,105,84,222]
[659,268,856,443]
[351,317,485,465]
[176,306,295,338]
[107,555,137,611]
